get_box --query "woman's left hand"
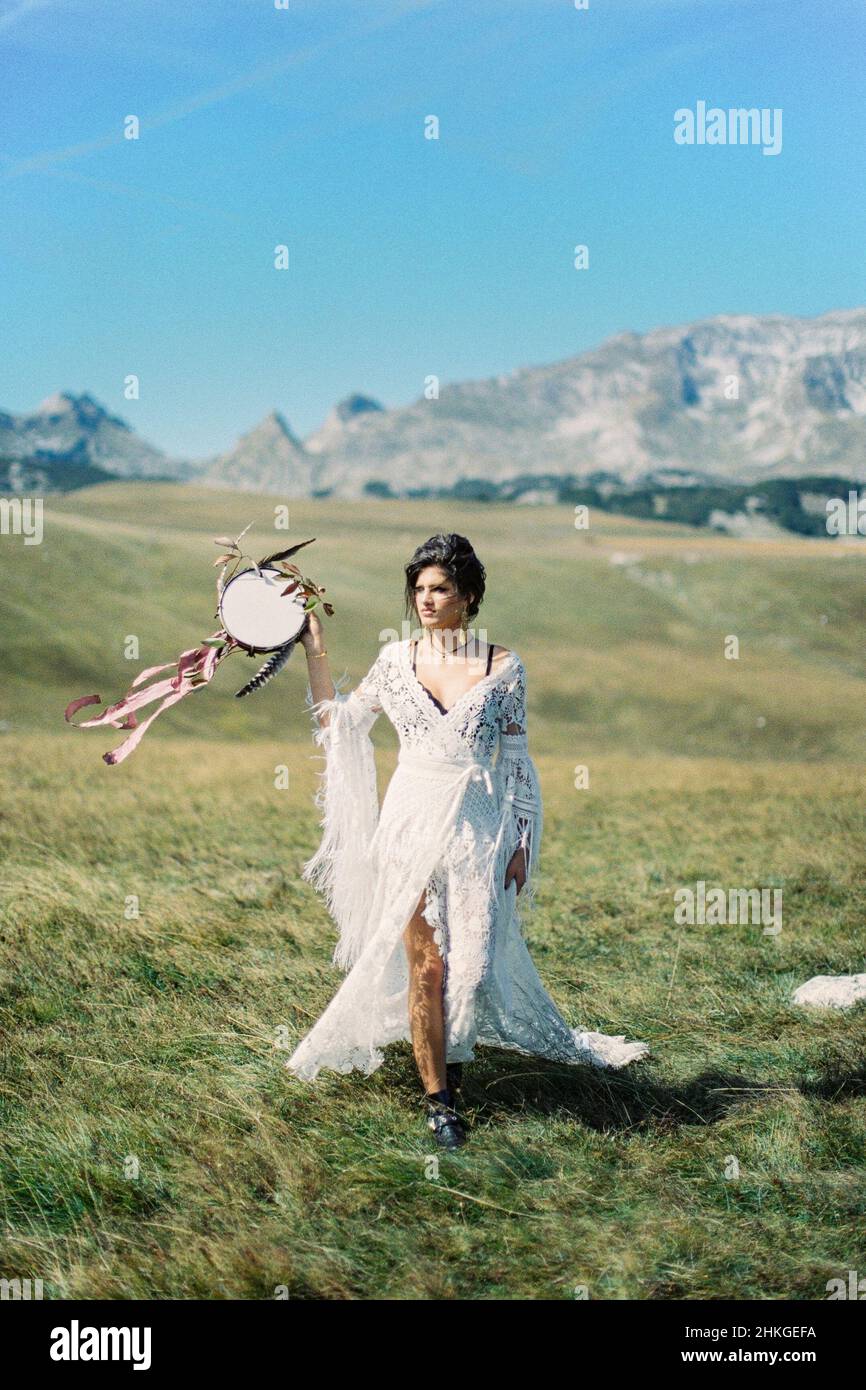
[504,846,527,894]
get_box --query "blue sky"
[2,0,864,460]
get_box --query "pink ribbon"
[64,628,236,765]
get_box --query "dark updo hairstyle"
[403,533,487,621]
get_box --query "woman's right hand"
[301,609,325,651]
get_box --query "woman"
[285,534,648,1148]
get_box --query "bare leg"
[403,886,447,1094]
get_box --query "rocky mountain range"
[0,391,199,485]
[4,308,866,498]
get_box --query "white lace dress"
[284,638,649,1080]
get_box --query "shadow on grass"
[372,1044,866,1136]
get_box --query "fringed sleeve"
[300,654,384,971]
[497,658,544,917]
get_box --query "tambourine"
[219,565,311,697]
[65,531,325,763]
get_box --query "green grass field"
[1,485,865,1299]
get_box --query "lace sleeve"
[304,652,384,738]
[299,651,385,970]
[497,657,544,914]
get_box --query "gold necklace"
[423,629,471,662]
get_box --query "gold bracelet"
[308,649,329,658]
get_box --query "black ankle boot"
[425,1086,468,1150]
[446,1062,464,1094]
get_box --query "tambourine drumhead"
[219,566,309,654]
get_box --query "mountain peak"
[0,390,173,481]
[35,391,119,427]
[250,409,302,445]
[304,393,386,454]
[37,390,77,415]
[335,393,385,422]
[37,390,112,417]
[199,405,311,495]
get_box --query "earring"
[460,606,469,635]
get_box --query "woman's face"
[413,565,468,631]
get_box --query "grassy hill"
[5,483,866,760]
[1,484,864,1299]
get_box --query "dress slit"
[285,637,651,1080]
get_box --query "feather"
[234,638,297,698]
[256,537,316,569]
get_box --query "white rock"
[792,974,866,1010]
